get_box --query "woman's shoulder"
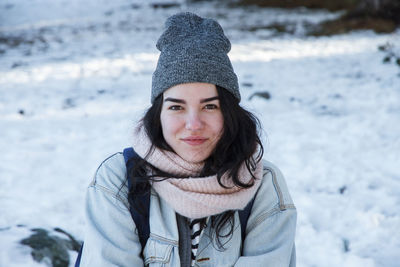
[255,159,295,210]
[89,152,127,193]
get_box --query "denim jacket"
[80,152,297,266]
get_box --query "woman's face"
[160,82,224,163]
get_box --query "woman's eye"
[169,105,183,111]
[204,104,218,110]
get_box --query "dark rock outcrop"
[20,227,82,267]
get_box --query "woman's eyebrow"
[200,96,219,103]
[164,97,185,103]
[164,96,219,104]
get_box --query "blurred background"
[1,0,399,266]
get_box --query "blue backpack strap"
[74,244,83,266]
[123,147,150,251]
[74,148,150,266]
[238,197,255,243]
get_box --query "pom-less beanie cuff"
[151,12,240,103]
[152,56,240,102]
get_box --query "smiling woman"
[77,12,297,267]
[160,83,223,163]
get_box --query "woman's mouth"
[181,137,208,146]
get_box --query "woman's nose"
[185,112,203,131]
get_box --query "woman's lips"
[181,137,208,146]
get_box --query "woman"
[79,12,296,266]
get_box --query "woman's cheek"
[162,114,181,136]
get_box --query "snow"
[1,1,399,266]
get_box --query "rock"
[241,82,253,87]
[20,227,82,267]
[248,91,271,101]
[378,42,400,68]
[62,98,76,109]
[342,238,350,252]
[11,61,28,68]
[151,2,181,8]
[339,185,347,194]
[383,56,391,63]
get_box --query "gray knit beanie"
[151,12,240,103]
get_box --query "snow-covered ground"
[1,1,399,266]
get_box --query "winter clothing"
[80,153,296,266]
[80,11,296,267]
[131,125,262,219]
[151,12,240,103]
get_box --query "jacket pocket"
[143,238,174,267]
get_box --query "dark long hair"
[127,86,264,248]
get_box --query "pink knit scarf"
[132,125,263,219]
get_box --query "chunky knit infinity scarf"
[132,125,263,219]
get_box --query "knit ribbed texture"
[132,125,262,219]
[151,12,240,103]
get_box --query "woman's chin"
[177,152,209,164]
